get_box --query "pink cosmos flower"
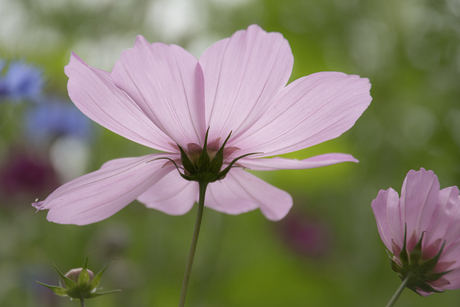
[372,168,460,295]
[33,25,371,225]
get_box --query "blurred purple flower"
[0,150,60,202]
[372,168,460,295]
[278,210,333,258]
[24,98,92,142]
[0,60,44,102]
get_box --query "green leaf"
[87,289,122,299]
[390,259,402,274]
[217,152,258,180]
[88,261,112,290]
[78,255,91,287]
[197,128,211,172]
[36,281,69,297]
[425,270,453,282]
[179,145,197,175]
[419,241,446,273]
[413,281,443,293]
[209,131,232,174]
[399,225,409,267]
[150,157,194,181]
[410,232,424,265]
[78,268,90,287]
[52,263,78,290]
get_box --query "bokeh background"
[1,0,459,306]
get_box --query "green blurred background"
[0,0,459,306]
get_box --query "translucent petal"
[200,24,293,143]
[137,170,198,215]
[32,154,175,225]
[233,72,372,157]
[205,168,292,220]
[238,153,358,171]
[371,188,403,251]
[65,53,173,152]
[111,37,206,148]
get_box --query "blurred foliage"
[0,0,460,306]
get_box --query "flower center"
[154,128,258,184]
[177,130,234,183]
[184,138,240,168]
[155,128,257,184]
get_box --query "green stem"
[80,297,86,307]
[178,181,208,307]
[385,275,411,307]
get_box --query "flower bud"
[65,268,94,283]
[37,255,120,301]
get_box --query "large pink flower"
[372,168,460,295]
[33,25,371,225]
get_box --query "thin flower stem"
[385,275,411,307]
[178,181,208,307]
[80,297,86,307]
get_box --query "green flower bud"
[37,254,120,301]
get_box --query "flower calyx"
[389,225,452,295]
[166,128,257,184]
[36,254,120,300]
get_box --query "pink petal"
[427,186,460,254]
[430,277,451,288]
[200,24,293,143]
[442,269,460,290]
[238,153,358,171]
[232,72,372,157]
[137,170,199,215]
[32,154,175,225]
[417,290,435,297]
[400,169,440,242]
[205,168,292,221]
[111,37,206,148]
[371,188,403,252]
[65,53,173,152]
[418,283,445,296]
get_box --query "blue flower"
[0,59,7,97]
[24,97,93,141]
[0,60,44,102]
